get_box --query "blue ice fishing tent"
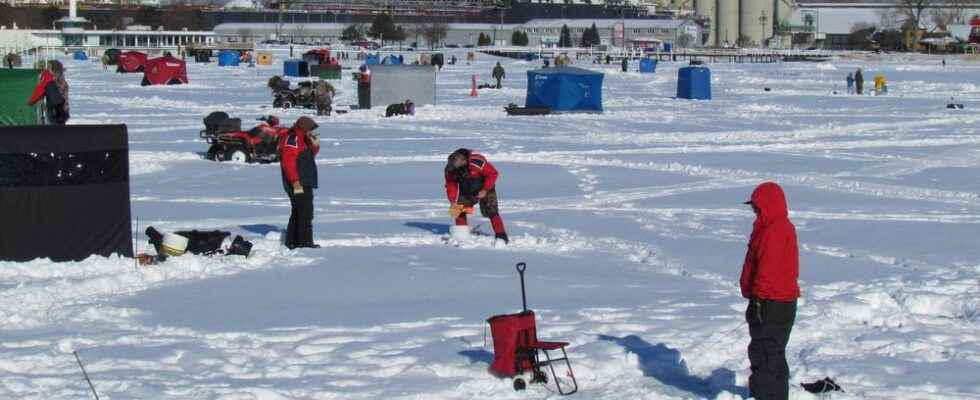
[383,55,402,65]
[639,58,657,73]
[677,65,711,100]
[73,51,87,60]
[283,59,309,77]
[525,67,603,112]
[365,54,381,65]
[663,43,673,53]
[218,50,240,66]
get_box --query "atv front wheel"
[206,144,222,161]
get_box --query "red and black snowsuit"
[279,118,320,249]
[445,150,506,236]
[28,69,69,125]
[740,181,799,400]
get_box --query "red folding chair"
[487,263,578,395]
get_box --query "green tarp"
[311,64,342,80]
[0,69,42,126]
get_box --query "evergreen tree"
[558,24,573,47]
[512,30,529,46]
[368,13,398,45]
[341,24,364,41]
[478,32,492,46]
[580,23,600,47]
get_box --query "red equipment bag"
[141,56,188,86]
[117,51,148,73]
[487,311,537,376]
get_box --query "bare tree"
[877,8,902,31]
[930,0,969,28]
[851,21,875,33]
[421,22,449,50]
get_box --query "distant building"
[212,18,699,47]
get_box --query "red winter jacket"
[27,70,55,106]
[740,182,800,301]
[279,126,320,191]
[445,152,498,203]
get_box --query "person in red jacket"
[445,148,508,244]
[27,61,69,125]
[740,182,800,400]
[279,116,321,249]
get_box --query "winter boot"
[495,233,509,245]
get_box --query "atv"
[268,76,335,115]
[200,111,282,163]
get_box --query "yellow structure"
[257,52,273,65]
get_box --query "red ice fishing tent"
[117,51,148,73]
[141,55,188,86]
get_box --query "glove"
[449,204,474,219]
[477,189,488,199]
[292,181,304,195]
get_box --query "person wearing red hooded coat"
[279,116,321,249]
[740,182,800,400]
[27,60,69,125]
[444,148,508,244]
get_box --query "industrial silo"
[716,0,739,47]
[693,0,716,46]
[739,0,774,47]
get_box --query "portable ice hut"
[117,51,148,73]
[73,51,88,61]
[0,124,134,262]
[218,50,240,66]
[141,55,188,86]
[639,58,657,73]
[358,64,436,109]
[0,69,44,126]
[676,65,711,100]
[525,67,603,113]
[283,59,310,77]
[364,54,381,65]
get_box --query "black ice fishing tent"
[0,125,134,262]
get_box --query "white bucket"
[449,225,472,241]
[160,233,189,257]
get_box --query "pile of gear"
[201,111,283,163]
[139,226,253,266]
[268,76,335,116]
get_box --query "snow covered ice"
[2,49,979,399]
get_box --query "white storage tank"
[716,0,739,47]
[694,0,717,46]
[740,0,774,47]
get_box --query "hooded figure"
[444,148,508,244]
[492,62,505,89]
[740,182,799,400]
[279,116,321,249]
[846,72,854,94]
[27,60,69,125]
[854,68,864,95]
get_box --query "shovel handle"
[516,262,527,312]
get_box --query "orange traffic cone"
[470,74,478,97]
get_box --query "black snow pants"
[286,186,314,248]
[746,299,797,400]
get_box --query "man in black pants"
[279,116,321,249]
[740,182,800,400]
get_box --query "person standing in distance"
[741,182,800,400]
[280,116,321,249]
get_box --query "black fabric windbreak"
[0,125,133,262]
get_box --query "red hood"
[750,182,789,226]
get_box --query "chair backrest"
[487,311,537,376]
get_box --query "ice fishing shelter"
[0,69,43,126]
[677,65,711,100]
[141,55,188,86]
[382,54,402,65]
[218,50,240,66]
[364,64,437,109]
[256,52,273,65]
[525,67,604,112]
[364,54,381,65]
[0,124,134,262]
[73,51,88,61]
[283,59,309,77]
[639,58,657,73]
[117,51,148,73]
